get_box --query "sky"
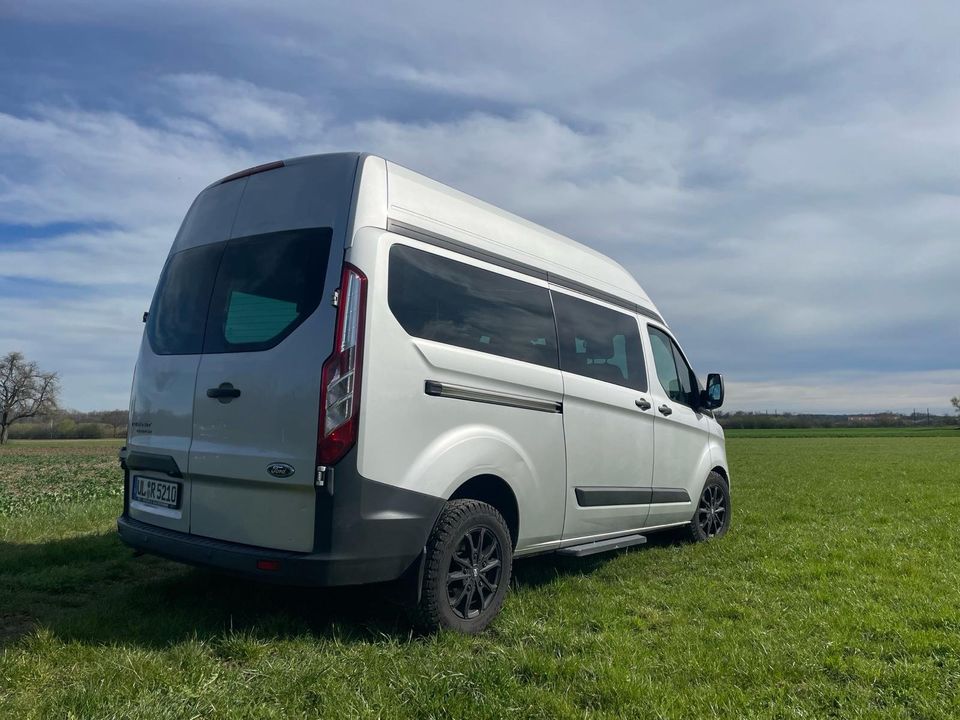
[1,1,958,414]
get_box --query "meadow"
[1,429,959,719]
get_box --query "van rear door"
[188,158,358,552]
[129,154,360,552]
[128,181,246,535]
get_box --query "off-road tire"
[419,499,513,634]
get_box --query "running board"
[556,534,647,558]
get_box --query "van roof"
[218,152,663,324]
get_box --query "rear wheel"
[688,472,731,541]
[419,499,512,633]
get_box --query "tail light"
[317,263,367,465]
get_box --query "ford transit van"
[118,153,730,633]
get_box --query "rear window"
[146,228,332,355]
[146,243,222,355]
[388,244,558,369]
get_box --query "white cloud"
[0,106,254,227]
[161,73,319,140]
[3,292,145,410]
[1,1,959,411]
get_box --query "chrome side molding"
[424,380,562,414]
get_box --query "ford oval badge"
[267,463,295,478]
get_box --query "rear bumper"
[118,513,421,586]
[117,447,446,587]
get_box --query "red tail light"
[317,263,367,466]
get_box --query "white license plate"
[133,476,181,509]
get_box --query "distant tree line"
[20,407,957,437]
[3,349,959,441]
[716,410,958,430]
[6,408,128,440]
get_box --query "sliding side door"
[554,290,655,542]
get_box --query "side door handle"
[658,404,673,416]
[206,382,241,403]
[635,398,651,411]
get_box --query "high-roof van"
[118,153,730,633]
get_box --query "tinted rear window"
[146,228,332,355]
[388,244,558,369]
[146,243,222,355]
[203,229,331,353]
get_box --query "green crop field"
[2,432,959,719]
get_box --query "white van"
[118,153,730,633]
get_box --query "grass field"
[1,431,959,719]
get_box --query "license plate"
[133,476,181,509]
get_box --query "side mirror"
[700,373,724,410]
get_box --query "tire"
[688,472,731,542]
[419,499,513,634]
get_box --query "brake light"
[317,263,367,465]
[217,160,284,185]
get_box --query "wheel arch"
[399,424,556,551]
[449,474,520,549]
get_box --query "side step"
[556,534,647,558]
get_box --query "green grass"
[1,434,959,719]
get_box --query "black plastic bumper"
[117,447,446,587]
[117,515,419,586]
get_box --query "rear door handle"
[635,398,651,411]
[658,404,673,416]
[206,383,241,403]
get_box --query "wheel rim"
[696,483,728,538]
[446,525,502,620]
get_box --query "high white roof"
[351,154,661,321]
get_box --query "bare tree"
[952,395,960,417]
[0,352,60,444]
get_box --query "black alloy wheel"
[446,526,503,619]
[420,499,513,633]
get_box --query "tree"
[0,352,60,444]
[952,395,960,417]
[98,409,129,438]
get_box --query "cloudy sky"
[1,2,958,413]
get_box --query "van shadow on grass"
[0,529,683,649]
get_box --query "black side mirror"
[700,373,724,410]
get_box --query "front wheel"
[419,499,513,634]
[688,472,731,541]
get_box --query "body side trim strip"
[424,380,562,413]
[387,219,665,324]
[650,487,692,504]
[575,487,651,506]
[575,485,691,507]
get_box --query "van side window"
[388,244,558,369]
[551,292,647,391]
[648,327,698,406]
